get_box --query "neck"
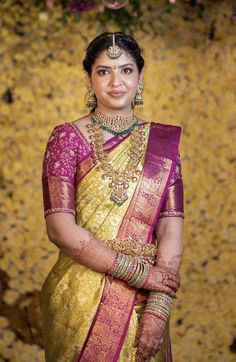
[96,104,133,117]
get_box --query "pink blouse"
[41,123,184,219]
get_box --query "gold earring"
[86,87,97,108]
[134,82,144,106]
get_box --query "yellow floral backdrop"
[0,0,236,361]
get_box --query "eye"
[97,69,109,76]
[122,67,133,74]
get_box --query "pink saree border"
[146,123,181,243]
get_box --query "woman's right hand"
[144,265,180,298]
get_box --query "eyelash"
[97,68,133,76]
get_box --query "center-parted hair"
[82,32,144,75]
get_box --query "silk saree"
[40,120,184,362]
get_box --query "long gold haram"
[88,122,146,206]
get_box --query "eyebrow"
[95,63,135,69]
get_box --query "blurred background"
[0,0,236,361]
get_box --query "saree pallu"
[40,121,183,362]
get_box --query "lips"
[108,92,126,97]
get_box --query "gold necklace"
[93,108,138,137]
[88,121,146,206]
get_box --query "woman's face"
[89,49,141,114]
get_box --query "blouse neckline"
[69,120,148,151]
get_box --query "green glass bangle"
[119,255,132,279]
[129,263,143,286]
[122,256,133,280]
[128,261,142,285]
[112,253,126,277]
[132,263,149,288]
[110,252,123,276]
[145,306,169,319]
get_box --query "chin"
[106,100,132,111]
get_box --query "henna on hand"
[134,313,166,361]
[155,250,183,292]
[144,265,180,298]
[62,233,117,273]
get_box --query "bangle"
[126,258,138,281]
[108,253,151,289]
[144,291,173,322]
[128,261,143,285]
[130,263,150,288]
[108,252,121,274]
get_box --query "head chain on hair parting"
[106,33,122,59]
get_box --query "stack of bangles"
[144,291,173,322]
[108,252,151,288]
[108,252,173,322]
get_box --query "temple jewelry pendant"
[110,184,129,206]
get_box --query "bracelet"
[144,291,173,322]
[129,262,151,288]
[108,252,121,274]
[126,258,138,281]
[128,261,143,285]
[108,252,150,289]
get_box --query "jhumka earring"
[86,86,97,108]
[106,33,122,59]
[133,81,144,106]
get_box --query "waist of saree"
[103,236,158,265]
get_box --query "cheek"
[125,73,139,86]
[126,78,138,94]
[92,77,108,93]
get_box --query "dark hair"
[82,32,144,76]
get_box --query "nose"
[111,70,122,87]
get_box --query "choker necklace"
[87,122,146,206]
[91,108,138,137]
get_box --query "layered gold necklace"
[92,108,138,137]
[88,111,146,206]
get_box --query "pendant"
[110,185,128,206]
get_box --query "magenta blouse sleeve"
[41,123,79,218]
[159,153,185,219]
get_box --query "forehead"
[92,49,136,68]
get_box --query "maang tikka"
[107,33,122,59]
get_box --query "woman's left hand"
[134,313,166,362]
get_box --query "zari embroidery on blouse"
[42,122,89,217]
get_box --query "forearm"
[155,217,184,273]
[45,214,181,295]
[144,217,184,320]
[46,213,117,273]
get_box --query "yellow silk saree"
[41,120,183,362]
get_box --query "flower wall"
[0,0,236,361]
